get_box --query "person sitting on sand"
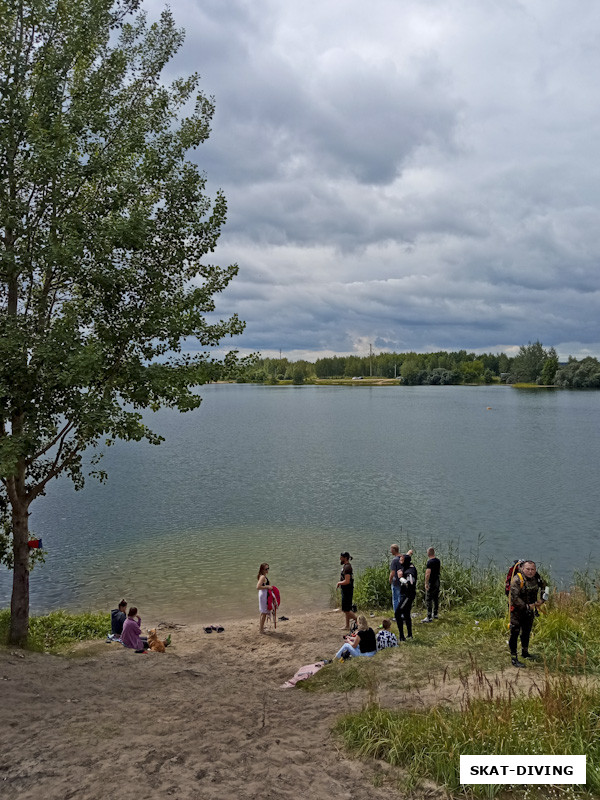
[120,607,149,651]
[334,615,377,660]
[257,563,276,634]
[376,618,398,650]
[108,599,127,640]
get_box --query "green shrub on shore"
[572,566,600,601]
[0,609,110,652]
[351,557,393,611]
[335,674,600,797]
[533,595,600,674]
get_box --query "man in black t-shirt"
[423,547,441,622]
[337,552,358,630]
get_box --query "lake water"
[1,384,599,622]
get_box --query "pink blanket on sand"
[280,661,326,689]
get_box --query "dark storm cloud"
[153,0,600,360]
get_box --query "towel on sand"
[280,661,326,689]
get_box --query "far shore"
[216,377,515,386]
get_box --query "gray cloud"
[152,0,600,360]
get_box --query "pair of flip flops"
[203,624,225,633]
[278,615,289,621]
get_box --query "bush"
[534,597,600,674]
[0,609,110,652]
[352,558,393,611]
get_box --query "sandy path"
[1,610,432,800]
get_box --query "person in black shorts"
[422,547,441,622]
[337,552,358,630]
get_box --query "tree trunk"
[9,499,30,646]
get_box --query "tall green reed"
[335,673,600,797]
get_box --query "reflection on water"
[1,384,599,621]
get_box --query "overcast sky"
[150,0,600,361]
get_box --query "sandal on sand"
[203,626,213,634]
[211,625,224,633]
[278,616,289,621]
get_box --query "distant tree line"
[237,341,600,388]
[554,357,600,388]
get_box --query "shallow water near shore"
[2,383,599,622]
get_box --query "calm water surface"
[1,384,598,621]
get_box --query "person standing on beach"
[422,547,441,622]
[257,562,272,634]
[337,552,358,630]
[390,545,413,612]
[394,553,417,641]
[509,560,545,668]
[389,544,402,612]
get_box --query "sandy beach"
[1,608,456,800]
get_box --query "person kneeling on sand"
[334,615,377,660]
[121,607,149,652]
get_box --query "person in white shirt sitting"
[376,618,398,650]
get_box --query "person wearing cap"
[336,552,358,630]
[394,552,417,641]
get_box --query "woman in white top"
[257,562,272,634]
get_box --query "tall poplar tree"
[0,0,245,644]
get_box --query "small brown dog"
[147,629,169,653]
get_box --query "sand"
[1,609,452,800]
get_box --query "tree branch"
[26,444,80,504]
[26,419,76,465]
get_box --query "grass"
[511,383,557,389]
[0,609,110,652]
[321,550,600,797]
[300,656,380,696]
[335,673,600,797]
[533,597,600,674]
